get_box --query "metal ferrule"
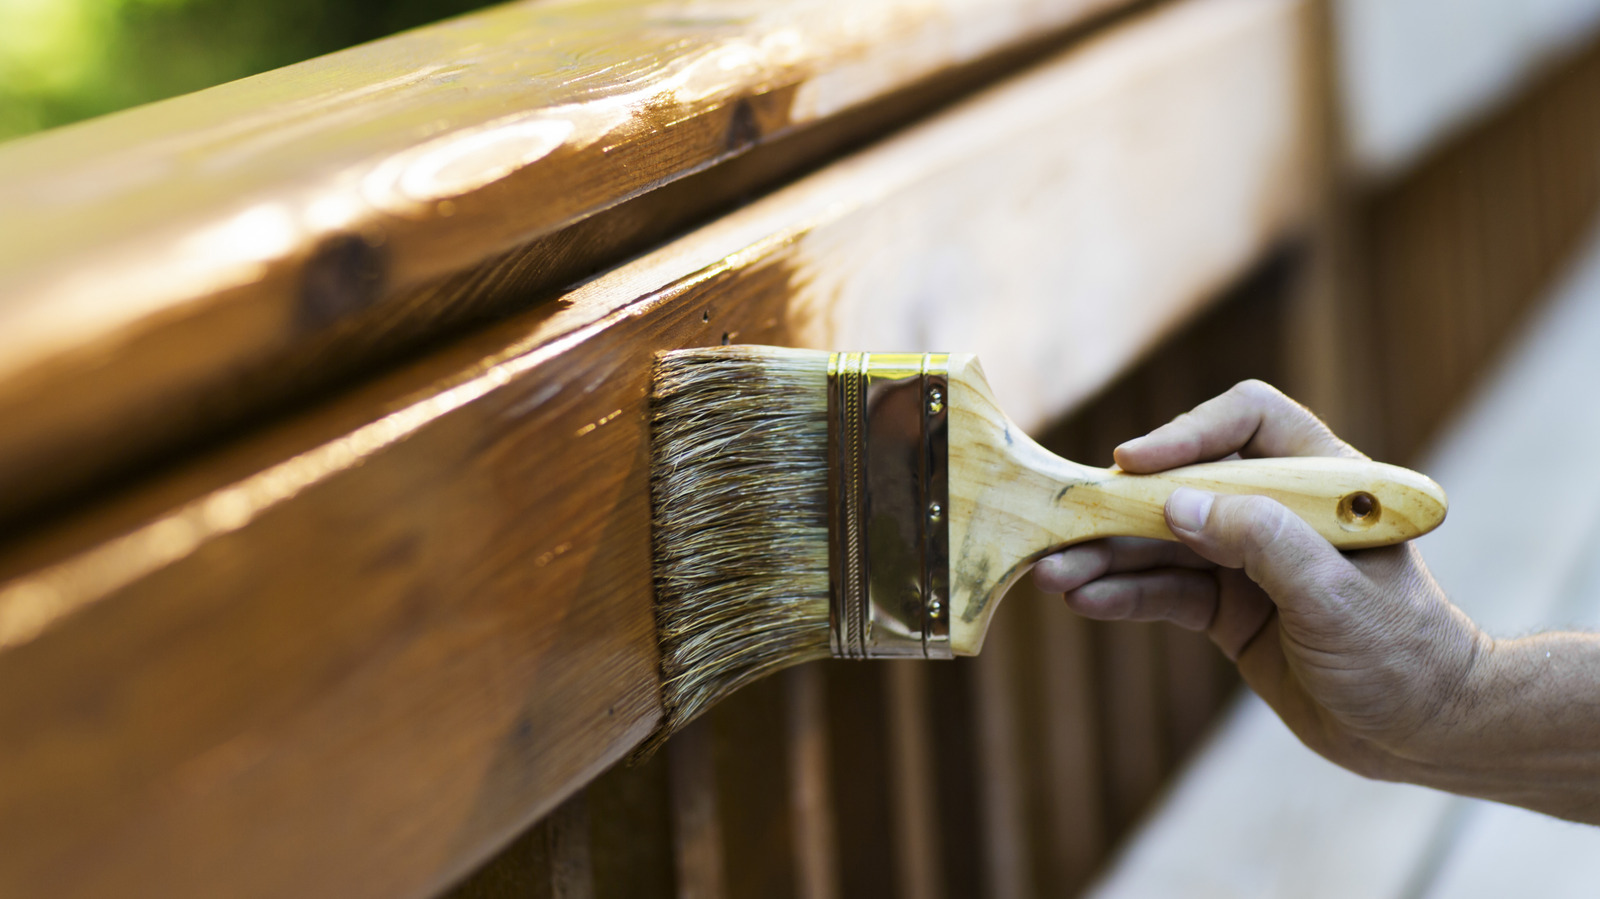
[826,352,952,660]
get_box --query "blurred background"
[0,0,490,139]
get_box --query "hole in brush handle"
[1337,491,1381,531]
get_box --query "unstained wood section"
[0,2,1312,898]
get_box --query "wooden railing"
[3,0,1599,896]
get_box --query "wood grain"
[0,2,1314,897]
[0,0,1132,528]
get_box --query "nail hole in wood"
[726,98,760,154]
[297,233,387,331]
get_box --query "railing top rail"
[0,0,1121,526]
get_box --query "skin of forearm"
[1395,632,1600,823]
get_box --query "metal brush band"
[826,352,952,660]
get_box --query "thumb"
[1165,487,1355,609]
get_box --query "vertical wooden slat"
[883,662,943,899]
[1157,627,1225,761]
[970,596,1036,899]
[1092,619,1166,840]
[786,665,840,899]
[927,661,984,899]
[669,720,726,899]
[548,798,597,899]
[1009,578,1105,895]
[711,677,800,899]
[824,662,899,898]
[444,792,595,899]
[588,755,677,899]
[1080,379,1168,843]
[1366,39,1600,466]
[1283,0,1363,445]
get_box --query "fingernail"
[1115,436,1146,455]
[1168,487,1214,533]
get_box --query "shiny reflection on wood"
[0,0,1128,529]
[0,340,537,650]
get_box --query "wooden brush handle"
[943,355,1448,655]
[1072,456,1448,550]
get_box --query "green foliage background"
[0,0,497,142]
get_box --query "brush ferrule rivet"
[825,351,952,661]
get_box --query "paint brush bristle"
[646,345,1454,752]
[649,346,834,738]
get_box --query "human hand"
[1032,380,1486,779]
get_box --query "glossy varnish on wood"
[0,2,1314,896]
[0,0,1129,527]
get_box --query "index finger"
[1113,380,1363,473]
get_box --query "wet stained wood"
[0,0,1131,529]
[0,2,1313,897]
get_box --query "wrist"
[1387,632,1600,822]
[1364,618,1493,782]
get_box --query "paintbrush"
[648,347,1446,735]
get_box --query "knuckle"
[1234,495,1291,545]
[1065,584,1128,620]
[1230,379,1286,413]
[1233,378,1282,400]
[1225,495,1314,578]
